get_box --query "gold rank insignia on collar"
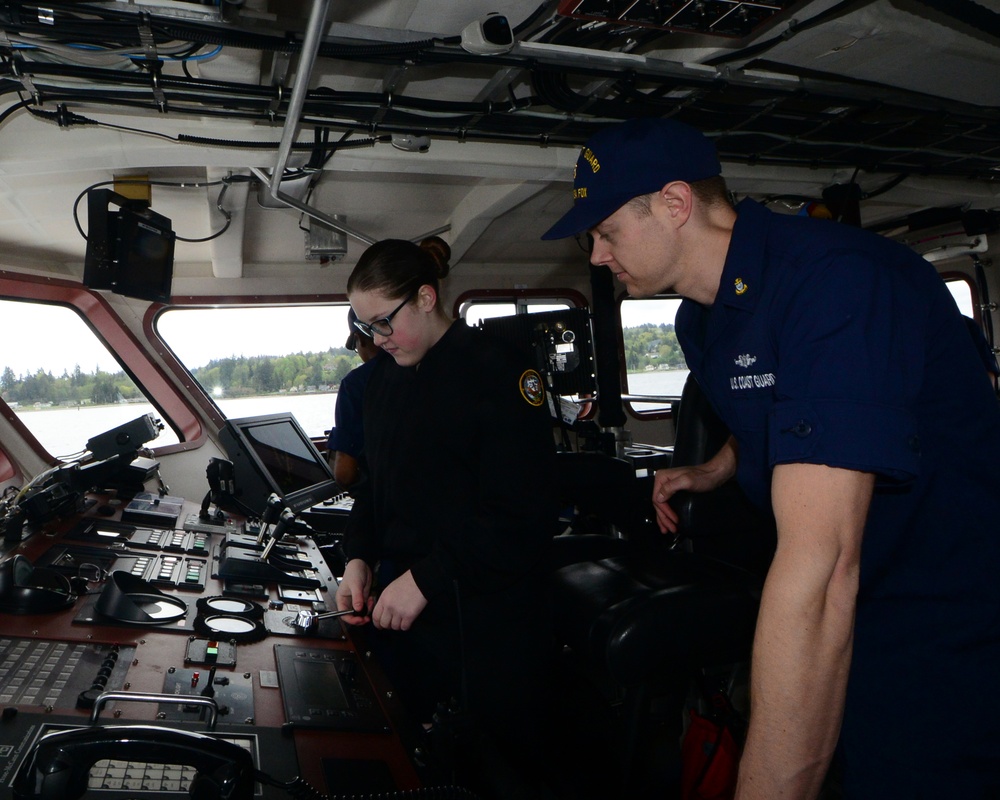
[734,277,748,296]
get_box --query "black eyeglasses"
[352,290,417,339]
[574,231,594,255]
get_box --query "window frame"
[616,275,985,421]
[0,273,204,462]
[940,272,978,320]
[147,293,351,444]
[618,292,688,420]
[454,288,589,322]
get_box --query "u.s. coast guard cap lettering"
[541,118,721,240]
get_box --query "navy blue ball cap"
[541,118,721,241]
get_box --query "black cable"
[252,764,487,799]
[323,128,355,168]
[8,57,280,98]
[71,178,229,243]
[306,126,328,171]
[861,173,910,200]
[178,132,385,150]
[8,18,1000,179]
[177,179,231,243]
[2,3,437,66]
[13,55,540,118]
[28,102,389,152]
[0,96,32,129]
[23,86,579,148]
[704,0,872,67]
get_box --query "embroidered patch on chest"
[519,369,545,406]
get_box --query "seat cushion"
[552,550,761,686]
[551,533,628,570]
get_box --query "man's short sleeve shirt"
[675,198,1000,791]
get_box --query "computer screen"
[219,413,337,515]
[83,188,175,303]
[112,206,175,303]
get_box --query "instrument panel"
[0,494,427,800]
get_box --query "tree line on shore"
[622,322,685,372]
[1,324,679,408]
[1,347,362,407]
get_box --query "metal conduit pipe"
[248,166,376,246]
[267,0,332,200]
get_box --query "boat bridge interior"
[0,0,998,798]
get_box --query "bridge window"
[620,297,689,416]
[945,276,974,317]
[619,277,982,419]
[156,305,355,439]
[0,298,179,459]
[461,298,572,325]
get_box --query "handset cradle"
[12,723,255,800]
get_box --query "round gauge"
[196,595,264,620]
[194,613,267,643]
[129,594,187,622]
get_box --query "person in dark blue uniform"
[334,236,558,794]
[542,118,1000,799]
[963,314,1000,387]
[326,309,382,488]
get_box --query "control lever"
[293,605,368,631]
[259,508,296,561]
[257,493,285,545]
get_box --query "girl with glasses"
[335,236,558,794]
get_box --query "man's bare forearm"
[735,463,872,799]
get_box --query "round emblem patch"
[519,369,545,407]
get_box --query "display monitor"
[112,206,175,303]
[219,413,338,515]
[83,188,175,303]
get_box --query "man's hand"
[371,570,428,631]
[335,558,374,625]
[653,435,739,533]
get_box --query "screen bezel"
[83,188,175,303]
[221,412,337,512]
[111,206,176,303]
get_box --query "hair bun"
[419,236,451,279]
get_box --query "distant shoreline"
[10,389,340,413]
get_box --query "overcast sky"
[0,301,351,377]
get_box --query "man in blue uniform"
[542,118,1000,798]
